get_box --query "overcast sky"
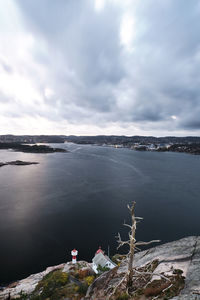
[0,0,200,136]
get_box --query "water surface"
[0,143,200,284]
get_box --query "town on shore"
[1,134,200,155]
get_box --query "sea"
[0,143,200,284]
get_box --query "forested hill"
[64,135,200,145]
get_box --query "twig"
[134,269,171,282]
[116,233,130,249]
[136,240,160,246]
[192,290,200,295]
[108,274,127,299]
[123,223,132,230]
[152,283,173,299]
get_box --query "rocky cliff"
[0,236,200,299]
[87,236,200,299]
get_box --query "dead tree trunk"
[117,201,160,292]
[127,201,136,287]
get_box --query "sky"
[0,0,200,136]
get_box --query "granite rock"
[88,236,200,299]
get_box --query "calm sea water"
[0,143,200,284]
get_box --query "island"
[0,143,67,153]
[0,160,39,167]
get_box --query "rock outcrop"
[1,237,200,299]
[0,264,65,299]
[0,261,94,300]
[87,236,200,299]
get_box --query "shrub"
[77,283,88,295]
[18,292,28,300]
[173,269,183,275]
[116,293,129,300]
[111,254,126,266]
[35,270,68,299]
[97,264,110,273]
[78,269,89,279]
[84,275,95,286]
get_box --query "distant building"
[157,143,167,149]
[114,144,123,148]
[92,247,116,274]
[134,144,147,150]
[157,143,171,149]
[147,144,157,151]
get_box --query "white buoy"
[71,249,78,264]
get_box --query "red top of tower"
[96,246,104,255]
[71,249,78,255]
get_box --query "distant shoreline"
[69,141,200,155]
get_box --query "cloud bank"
[0,0,200,135]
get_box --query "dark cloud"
[118,0,200,129]
[183,120,200,129]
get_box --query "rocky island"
[0,236,199,299]
[0,160,39,168]
[0,143,67,154]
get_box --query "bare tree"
[117,201,160,288]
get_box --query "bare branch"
[116,233,130,249]
[127,204,131,212]
[108,274,128,299]
[127,201,136,212]
[115,201,161,296]
[192,290,200,295]
[123,223,132,230]
[135,217,143,220]
[134,269,171,282]
[135,246,142,252]
[152,283,173,299]
[135,240,160,246]
[162,283,173,293]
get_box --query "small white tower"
[71,249,78,264]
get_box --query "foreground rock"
[0,261,94,300]
[0,264,65,299]
[87,236,200,299]
[0,237,200,299]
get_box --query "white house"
[92,247,117,274]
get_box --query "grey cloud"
[179,106,200,129]
[119,0,200,129]
[11,0,200,132]
[16,0,124,82]
[15,0,125,119]
[183,120,200,129]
